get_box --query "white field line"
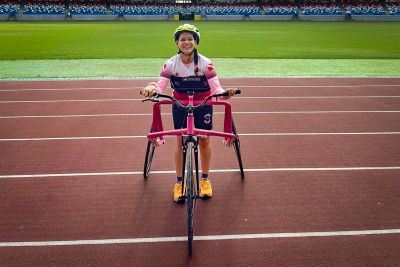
[1,110,400,119]
[1,95,400,103]
[0,84,400,92]
[1,132,400,142]
[1,166,400,179]
[1,229,400,247]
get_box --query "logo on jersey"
[183,76,201,82]
[204,113,211,124]
[207,63,214,72]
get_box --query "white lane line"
[1,166,400,179]
[0,99,141,103]
[237,96,400,99]
[0,114,152,119]
[233,111,400,114]
[1,84,399,92]
[221,85,400,88]
[1,132,400,141]
[1,110,400,119]
[240,132,400,136]
[1,96,400,103]
[1,229,399,247]
[0,87,143,92]
[0,135,146,141]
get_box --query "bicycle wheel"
[143,129,155,179]
[232,120,244,179]
[186,144,195,257]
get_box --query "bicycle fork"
[181,136,200,198]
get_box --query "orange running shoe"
[199,179,212,198]
[173,182,185,203]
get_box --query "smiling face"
[176,32,196,55]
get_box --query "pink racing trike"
[142,89,244,256]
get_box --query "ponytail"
[193,48,199,75]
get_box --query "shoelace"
[175,183,182,190]
[175,183,185,196]
[201,180,211,190]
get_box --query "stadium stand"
[387,1,400,15]
[23,0,64,14]
[110,3,261,16]
[111,4,170,15]
[69,0,107,14]
[343,0,386,15]
[262,1,297,15]
[301,0,342,15]
[0,0,19,16]
[1,0,399,21]
[205,4,261,15]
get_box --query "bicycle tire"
[186,144,195,257]
[232,121,245,179]
[143,129,155,179]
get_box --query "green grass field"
[1,21,400,59]
[0,21,399,79]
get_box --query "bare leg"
[198,137,211,175]
[175,136,183,177]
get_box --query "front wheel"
[143,133,155,179]
[186,144,195,257]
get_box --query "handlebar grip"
[214,89,241,98]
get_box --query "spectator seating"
[3,0,400,20]
[69,0,107,15]
[110,4,261,16]
[204,5,261,15]
[387,3,400,15]
[69,5,107,15]
[262,4,297,15]
[23,0,64,15]
[301,1,342,15]
[343,0,386,15]
[111,4,170,15]
[0,1,19,15]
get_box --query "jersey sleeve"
[153,61,172,94]
[204,59,218,81]
[160,62,172,80]
[204,60,224,95]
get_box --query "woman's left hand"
[224,88,237,99]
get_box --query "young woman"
[141,24,237,202]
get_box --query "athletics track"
[0,78,399,266]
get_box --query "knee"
[176,139,183,151]
[198,137,210,148]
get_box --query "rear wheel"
[232,121,244,179]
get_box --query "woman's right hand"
[140,84,157,97]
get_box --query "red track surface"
[0,78,399,266]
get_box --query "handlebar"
[142,89,241,111]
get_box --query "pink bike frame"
[147,94,236,146]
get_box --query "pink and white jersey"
[153,53,224,96]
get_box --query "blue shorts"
[172,105,213,130]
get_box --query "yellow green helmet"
[174,24,200,44]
